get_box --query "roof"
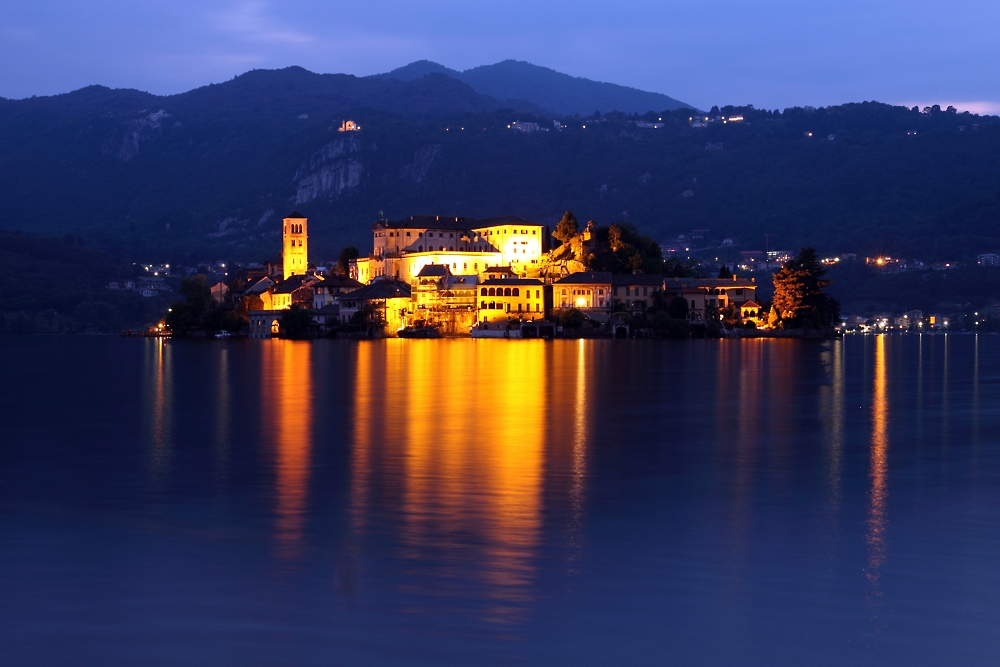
[315,275,364,289]
[272,275,313,294]
[611,274,664,286]
[481,278,544,286]
[286,210,306,219]
[472,216,544,229]
[554,271,613,285]
[445,275,480,289]
[664,277,756,290]
[417,264,450,277]
[342,279,412,301]
[315,304,340,315]
[374,214,543,231]
[376,215,475,231]
[741,300,761,309]
[484,266,516,273]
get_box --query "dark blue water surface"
[2,335,1000,665]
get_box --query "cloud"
[209,2,315,45]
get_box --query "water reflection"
[866,335,889,629]
[141,338,173,494]
[349,340,548,622]
[261,341,314,559]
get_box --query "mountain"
[377,59,693,115]
[0,65,998,271]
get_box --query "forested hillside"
[0,65,998,265]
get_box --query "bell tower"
[282,211,308,280]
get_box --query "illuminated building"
[553,272,613,318]
[662,276,758,322]
[411,264,480,334]
[353,214,548,283]
[477,278,546,324]
[282,212,308,280]
[338,279,412,332]
[611,274,663,313]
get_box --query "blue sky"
[2,0,998,112]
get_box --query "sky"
[2,0,999,113]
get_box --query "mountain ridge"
[375,59,694,115]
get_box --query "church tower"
[282,211,308,280]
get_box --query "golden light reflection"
[350,339,547,623]
[142,337,173,493]
[866,335,889,622]
[261,341,314,559]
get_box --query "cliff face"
[294,136,364,204]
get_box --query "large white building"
[353,214,549,284]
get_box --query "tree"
[718,265,732,279]
[771,247,840,328]
[279,305,315,339]
[337,246,360,276]
[767,306,780,328]
[553,211,579,244]
[560,308,585,328]
[667,296,689,320]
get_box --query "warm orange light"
[262,341,313,559]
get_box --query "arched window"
[481,288,488,296]
[270,320,279,334]
[440,246,445,251]
[489,301,497,310]
[488,288,496,296]
[504,288,512,297]
[481,301,487,308]
[418,245,423,252]
[512,288,519,296]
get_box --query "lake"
[1,335,999,665]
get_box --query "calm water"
[1,335,999,665]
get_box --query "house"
[410,264,481,333]
[210,281,229,303]
[260,274,318,310]
[740,300,764,322]
[313,274,363,309]
[477,278,546,324]
[661,276,758,322]
[977,253,1000,267]
[611,274,663,313]
[553,272,613,320]
[338,279,412,333]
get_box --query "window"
[504,288,512,297]
[418,245,423,251]
[512,288,519,296]
[481,288,487,296]
[643,287,648,296]
[691,300,696,309]
[488,288,495,296]
[449,233,454,238]
[481,301,486,308]
[535,290,540,299]
[518,303,522,312]
[463,263,467,270]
